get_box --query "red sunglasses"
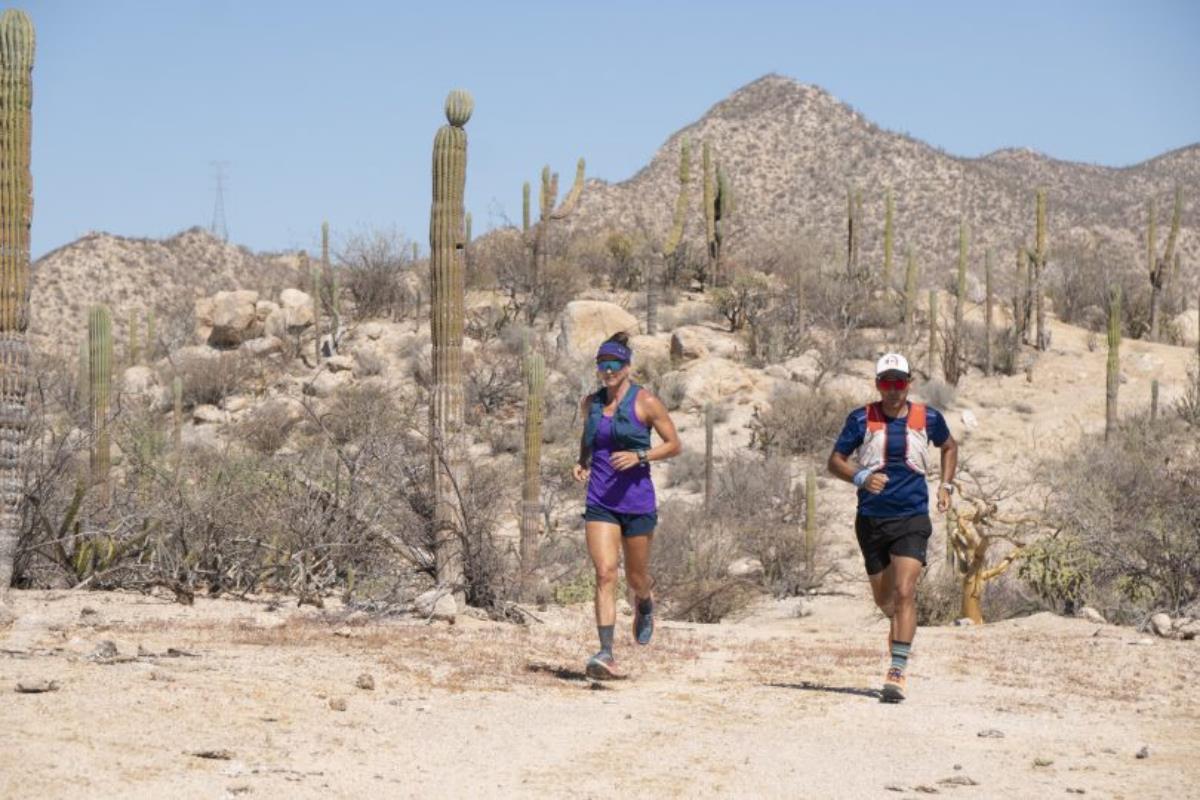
[876,378,910,391]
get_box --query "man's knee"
[892,581,917,607]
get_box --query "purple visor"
[596,341,632,363]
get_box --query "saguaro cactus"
[845,187,860,279]
[703,141,715,286]
[903,246,917,339]
[928,290,939,378]
[429,89,471,590]
[1105,285,1121,441]
[703,402,714,512]
[984,249,994,377]
[0,9,33,598]
[883,188,894,289]
[519,351,544,586]
[1028,190,1049,351]
[521,182,530,233]
[804,467,817,580]
[88,306,113,505]
[1147,187,1182,342]
[946,220,968,385]
[1014,247,1029,344]
[526,157,585,322]
[655,138,690,335]
[1150,379,1159,422]
[713,164,733,286]
[172,375,183,479]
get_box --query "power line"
[210,160,230,242]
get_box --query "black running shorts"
[854,514,933,575]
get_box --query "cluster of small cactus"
[429,89,472,588]
[0,8,34,594]
[1146,186,1182,342]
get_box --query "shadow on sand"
[768,681,882,700]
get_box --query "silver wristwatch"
[636,449,649,466]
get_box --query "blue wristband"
[853,468,872,488]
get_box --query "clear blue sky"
[23,0,1200,259]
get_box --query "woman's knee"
[594,562,620,588]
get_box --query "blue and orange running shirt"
[833,402,951,518]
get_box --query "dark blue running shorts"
[583,505,658,537]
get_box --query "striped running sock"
[890,640,912,673]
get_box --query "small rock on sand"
[329,697,348,712]
[356,673,375,691]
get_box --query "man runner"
[827,353,958,702]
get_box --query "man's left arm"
[933,412,958,513]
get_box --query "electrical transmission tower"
[209,160,230,242]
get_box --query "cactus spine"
[984,249,994,377]
[1147,186,1182,342]
[883,188,894,289]
[903,245,917,339]
[703,402,714,512]
[0,9,33,597]
[656,138,690,335]
[88,306,113,505]
[519,351,544,586]
[429,89,471,590]
[1105,285,1121,441]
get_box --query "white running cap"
[875,352,910,376]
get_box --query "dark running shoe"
[634,599,654,645]
[881,667,907,703]
[585,651,625,680]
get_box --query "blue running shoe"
[585,651,625,680]
[634,598,654,645]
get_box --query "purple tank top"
[586,410,656,514]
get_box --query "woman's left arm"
[609,392,683,471]
[639,392,682,462]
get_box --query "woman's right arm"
[573,394,591,483]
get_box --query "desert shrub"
[917,568,1037,626]
[654,501,754,623]
[338,227,418,320]
[709,270,774,333]
[169,350,256,409]
[1041,416,1200,621]
[666,449,706,491]
[656,372,687,412]
[237,400,299,455]
[465,344,524,419]
[1176,360,1200,427]
[748,385,851,457]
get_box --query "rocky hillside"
[569,74,1199,285]
[30,227,301,357]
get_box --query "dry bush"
[168,350,257,409]
[748,385,851,457]
[665,449,706,491]
[654,501,753,623]
[465,344,524,420]
[338,227,419,320]
[1042,416,1200,621]
[914,378,956,410]
[237,400,298,455]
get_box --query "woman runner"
[573,332,682,679]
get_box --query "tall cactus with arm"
[519,351,545,589]
[1027,189,1049,351]
[655,138,690,335]
[429,89,471,591]
[1147,187,1182,342]
[88,306,113,506]
[526,158,585,322]
[0,9,33,599]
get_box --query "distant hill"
[568,74,1198,288]
[30,227,300,357]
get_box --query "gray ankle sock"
[598,625,614,656]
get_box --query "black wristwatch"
[636,449,649,466]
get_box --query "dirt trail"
[2,581,1196,800]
